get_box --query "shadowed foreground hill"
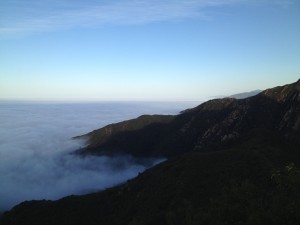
[78,79,300,158]
[1,80,300,225]
[1,130,300,225]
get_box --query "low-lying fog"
[0,101,198,211]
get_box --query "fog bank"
[0,101,198,211]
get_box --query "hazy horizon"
[0,80,297,102]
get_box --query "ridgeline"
[1,80,300,225]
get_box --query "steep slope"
[75,114,174,156]
[78,80,300,158]
[1,129,300,225]
[1,80,300,225]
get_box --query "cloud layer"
[0,0,293,37]
[0,101,198,211]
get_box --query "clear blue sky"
[0,0,299,101]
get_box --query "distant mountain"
[229,89,261,99]
[208,89,261,100]
[1,80,300,225]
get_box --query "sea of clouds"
[0,101,199,211]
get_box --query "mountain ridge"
[1,79,300,225]
[76,80,300,158]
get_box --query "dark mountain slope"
[1,80,300,225]
[1,129,300,225]
[75,114,174,157]
[78,80,300,157]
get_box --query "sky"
[0,0,299,101]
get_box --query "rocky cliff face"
[78,80,300,157]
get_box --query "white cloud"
[1,0,293,37]
[0,101,198,211]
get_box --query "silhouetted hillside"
[77,80,300,158]
[1,129,300,225]
[1,80,300,225]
